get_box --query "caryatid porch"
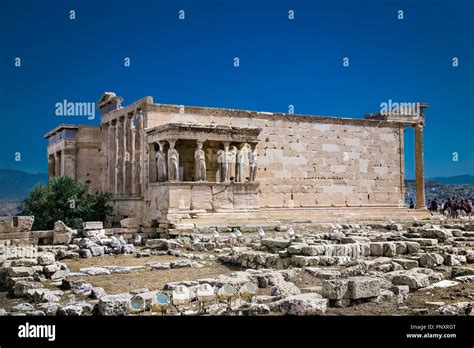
[145,123,261,220]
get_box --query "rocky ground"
[1,219,473,316]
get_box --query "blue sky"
[0,0,472,179]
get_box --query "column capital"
[168,139,177,148]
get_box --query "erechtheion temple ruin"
[44,93,429,228]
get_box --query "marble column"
[124,112,133,195]
[116,116,124,195]
[398,125,405,206]
[134,109,144,194]
[103,122,110,192]
[131,118,136,195]
[109,120,117,193]
[414,124,425,209]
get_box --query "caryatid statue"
[228,146,237,181]
[217,149,226,182]
[156,141,167,182]
[223,143,235,182]
[249,144,257,181]
[167,139,179,181]
[194,140,206,181]
[235,144,245,182]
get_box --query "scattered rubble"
[1,220,473,316]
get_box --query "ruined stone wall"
[145,106,404,208]
[109,198,144,227]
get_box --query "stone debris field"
[1,220,473,316]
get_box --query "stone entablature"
[147,123,261,143]
[145,103,412,128]
[100,97,152,125]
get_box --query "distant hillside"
[429,175,474,185]
[0,169,47,200]
[0,169,471,201]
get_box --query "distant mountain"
[429,175,474,185]
[0,169,47,200]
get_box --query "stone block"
[274,293,327,315]
[407,238,438,246]
[321,279,348,300]
[261,238,291,251]
[82,229,106,238]
[418,253,444,268]
[13,281,44,297]
[419,228,452,241]
[301,245,326,256]
[7,267,35,277]
[53,231,72,245]
[37,253,55,266]
[287,243,307,255]
[394,242,407,255]
[11,259,38,267]
[120,218,139,228]
[392,259,418,270]
[190,185,213,210]
[89,246,105,257]
[391,272,430,291]
[97,293,133,315]
[383,242,396,257]
[444,254,463,266]
[347,277,380,299]
[370,242,384,256]
[82,221,103,230]
[145,239,181,250]
[0,216,34,233]
[405,241,420,254]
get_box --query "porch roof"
[146,122,261,143]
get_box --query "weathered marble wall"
[145,106,404,208]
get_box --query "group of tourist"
[429,197,472,218]
[407,197,472,219]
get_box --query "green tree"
[18,176,113,230]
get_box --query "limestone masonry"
[44,93,429,227]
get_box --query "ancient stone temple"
[44,92,429,227]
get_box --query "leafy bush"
[18,176,112,230]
